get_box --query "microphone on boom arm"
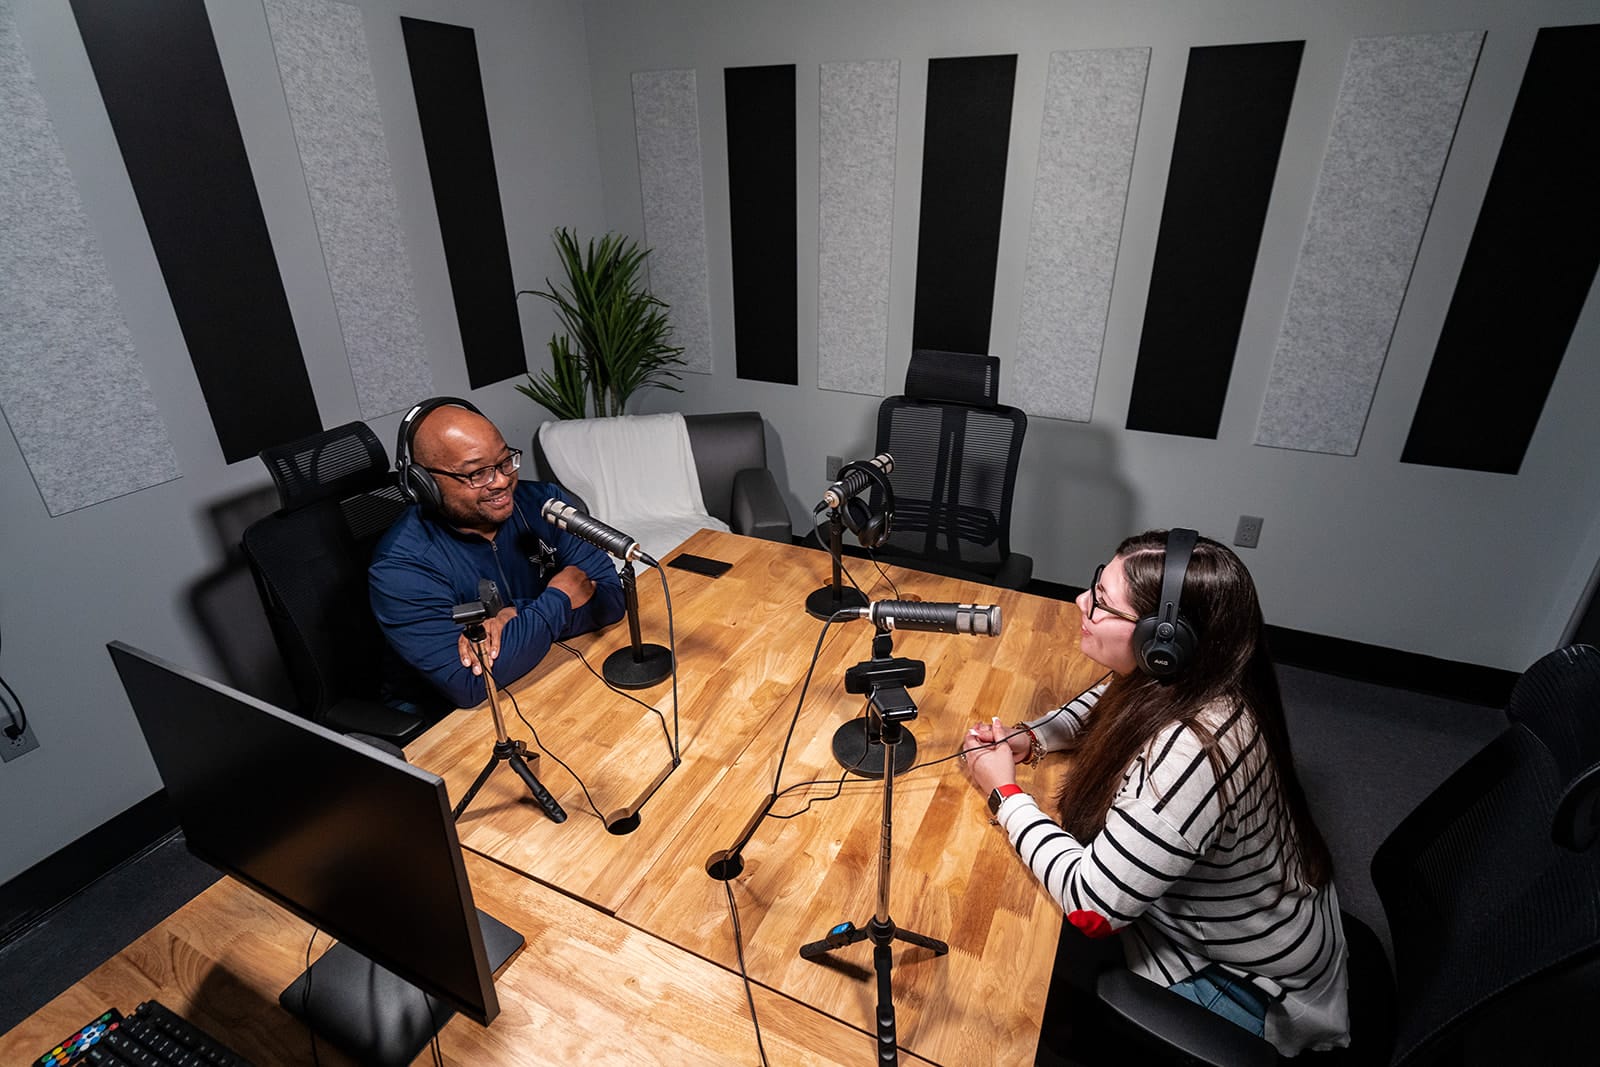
[540,499,656,568]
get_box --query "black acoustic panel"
[724,64,798,385]
[70,0,321,463]
[401,17,525,389]
[1126,41,1304,439]
[911,54,1018,356]
[1403,24,1600,475]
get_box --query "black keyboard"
[46,1000,255,1067]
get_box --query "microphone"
[821,453,893,510]
[854,600,1002,637]
[540,499,656,567]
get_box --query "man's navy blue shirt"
[369,481,625,708]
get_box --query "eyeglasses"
[425,448,522,489]
[1087,563,1140,624]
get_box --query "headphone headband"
[834,458,896,550]
[1133,527,1200,677]
[395,396,483,514]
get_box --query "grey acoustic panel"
[264,0,430,418]
[632,69,712,374]
[0,7,179,516]
[1015,48,1149,422]
[818,59,898,396]
[1257,31,1482,455]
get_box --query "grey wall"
[583,0,1600,671]
[0,0,603,883]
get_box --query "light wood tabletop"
[0,850,937,1066]
[3,529,1098,1066]
[407,529,1103,1065]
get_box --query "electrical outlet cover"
[2,722,40,762]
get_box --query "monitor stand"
[279,909,523,1066]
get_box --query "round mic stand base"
[831,718,915,779]
[806,583,868,621]
[603,643,673,689]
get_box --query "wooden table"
[2,530,1098,1065]
[410,530,1102,1065]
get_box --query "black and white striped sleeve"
[1025,683,1105,752]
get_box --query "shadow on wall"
[1018,420,1135,584]
[186,484,296,708]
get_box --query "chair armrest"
[731,468,791,542]
[1095,968,1278,1067]
[324,697,426,746]
[992,552,1033,590]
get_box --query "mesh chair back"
[242,423,409,725]
[1504,643,1600,850]
[874,396,1026,580]
[1372,665,1600,1065]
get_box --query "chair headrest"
[1505,643,1600,851]
[905,349,1000,407]
[259,421,392,512]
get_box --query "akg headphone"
[1132,527,1200,678]
[834,459,896,550]
[395,396,483,515]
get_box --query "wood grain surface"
[4,531,1100,1065]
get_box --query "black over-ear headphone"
[835,459,896,550]
[1132,527,1200,678]
[395,396,483,515]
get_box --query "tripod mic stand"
[452,621,566,824]
[800,633,947,1063]
[603,559,673,688]
[806,506,869,620]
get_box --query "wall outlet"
[826,455,843,481]
[2,721,40,763]
[1234,515,1264,549]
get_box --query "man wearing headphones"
[369,398,625,709]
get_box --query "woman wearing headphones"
[961,529,1349,1056]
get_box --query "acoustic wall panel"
[1257,31,1482,456]
[1,6,179,515]
[724,64,798,385]
[1126,41,1303,439]
[1015,48,1149,423]
[1403,23,1600,475]
[818,59,899,396]
[70,0,321,463]
[911,54,1017,356]
[632,69,712,374]
[400,16,524,390]
[264,0,431,419]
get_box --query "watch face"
[988,788,1004,815]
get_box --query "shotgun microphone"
[855,600,1002,637]
[821,453,893,510]
[540,499,656,567]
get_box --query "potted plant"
[516,229,685,420]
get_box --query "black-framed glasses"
[425,448,521,489]
[1088,563,1140,624]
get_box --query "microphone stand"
[603,559,673,689]
[452,621,567,824]
[801,629,947,1063]
[806,506,869,620]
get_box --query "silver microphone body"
[857,600,1002,637]
[821,453,894,510]
[540,499,655,567]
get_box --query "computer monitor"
[107,641,523,1066]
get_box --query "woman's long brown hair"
[1054,531,1333,888]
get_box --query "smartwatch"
[988,783,1025,816]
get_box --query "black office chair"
[870,349,1032,588]
[1042,644,1600,1066]
[241,421,436,746]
